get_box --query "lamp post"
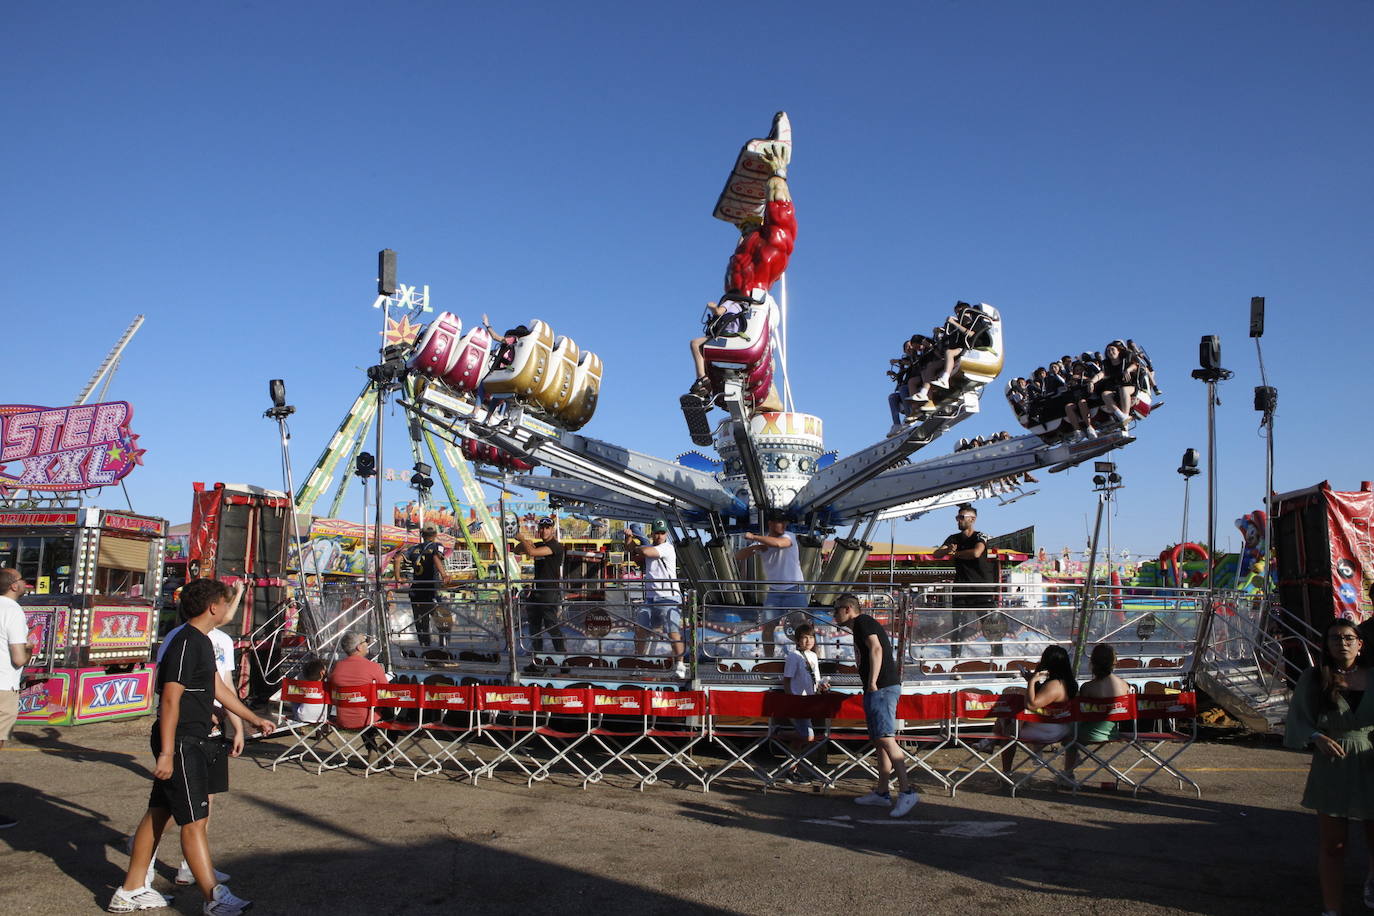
[263,379,321,633]
[1251,297,1277,601]
[1076,462,1123,669]
[1178,448,1201,547]
[1191,336,1233,594]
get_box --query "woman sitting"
[909,303,981,403]
[1000,644,1079,779]
[1096,340,1139,426]
[1063,644,1131,781]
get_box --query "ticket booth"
[0,508,166,725]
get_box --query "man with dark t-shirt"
[514,516,566,672]
[397,526,447,647]
[110,578,273,915]
[831,592,919,817]
[932,504,997,657]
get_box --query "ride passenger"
[1284,618,1374,916]
[686,141,794,400]
[1097,340,1138,427]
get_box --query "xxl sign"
[0,401,145,491]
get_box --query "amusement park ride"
[271,112,1176,691]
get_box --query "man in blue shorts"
[831,592,919,817]
[632,520,688,679]
[109,579,275,915]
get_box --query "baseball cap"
[651,519,668,533]
[537,516,555,527]
[421,525,438,536]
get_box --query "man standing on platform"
[736,509,807,658]
[514,516,566,672]
[931,504,997,657]
[397,526,446,648]
[632,520,688,679]
[831,592,919,817]
[0,568,34,831]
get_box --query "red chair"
[1063,694,1139,793]
[1124,690,1201,797]
[1005,699,1076,796]
[580,689,650,789]
[635,691,709,791]
[947,689,1024,794]
[821,693,952,795]
[526,688,593,786]
[366,683,425,777]
[472,685,540,781]
[318,683,380,774]
[416,684,479,781]
[272,678,330,772]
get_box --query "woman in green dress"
[1285,617,1374,915]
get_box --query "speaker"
[1249,297,1265,338]
[217,502,251,578]
[1199,335,1221,371]
[257,505,287,578]
[1254,386,1277,413]
[378,249,397,296]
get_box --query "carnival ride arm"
[761,143,791,201]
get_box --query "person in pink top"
[327,633,389,730]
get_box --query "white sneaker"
[107,886,172,912]
[144,858,156,889]
[889,789,920,817]
[853,791,892,807]
[673,661,689,679]
[177,863,230,886]
[203,884,252,916]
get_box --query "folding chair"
[704,690,776,790]
[1124,689,1201,797]
[472,685,540,781]
[813,693,881,789]
[318,683,381,774]
[947,689,1024,794]
[580,689,651,789]
[367,683,426,777]
[820,693,953,795]
[526,688,593,786]
[271,678,330,771]
[1006,700,1076,796]
[636,690,709,791]
[415,684,480,781]
[1063,694,1140,793]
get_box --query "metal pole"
[276,414,321,632]
[1181,477,1191,548]
[500,470,519,684]
[1075,492,1107,670]
[1206,379,1218,594]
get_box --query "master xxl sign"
[0,401,144,491]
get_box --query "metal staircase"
[1192,594,1316,733]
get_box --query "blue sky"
[4,2,1371,556]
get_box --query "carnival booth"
[0,507,166,726]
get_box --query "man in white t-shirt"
[632,520,687,679]
[0,568,35,830]
[737,509,808,657]
[142,579,245,887]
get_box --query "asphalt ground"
[0,719,1354,915]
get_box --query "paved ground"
[0,719,1353,915]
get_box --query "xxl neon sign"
[0,401,144,491]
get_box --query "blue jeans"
[863,684,901,741]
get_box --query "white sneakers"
[673,661,689,679]
[853,791,891,807]
[177,863,231,886]
[203,883,253,915]
[107,886,173,912]
[890,789,920,817]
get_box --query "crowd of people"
[952,430,1039,491]
[886,301,996,434]
[1004,339,1159,439]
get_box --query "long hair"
[1036,645,1079,699]
[1316,617,1364,713]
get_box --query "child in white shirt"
[780,623,828,782]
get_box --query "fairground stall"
[0,396,164,725]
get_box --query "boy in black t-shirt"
[514,516,566,671]
[110,579,274,916]
[831,593,919,817]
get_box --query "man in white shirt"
[632,520,687,679]
[0,568,35,830]
[737,510,808,657]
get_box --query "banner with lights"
[0,401,144,491]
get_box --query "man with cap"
[737,509,807,658]
[396,526,447,648]
[328,632,389,731]
[632,520,687,679]
[514,517,566,672]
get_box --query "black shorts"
[410,588,437,608]
[147,731,229,826]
